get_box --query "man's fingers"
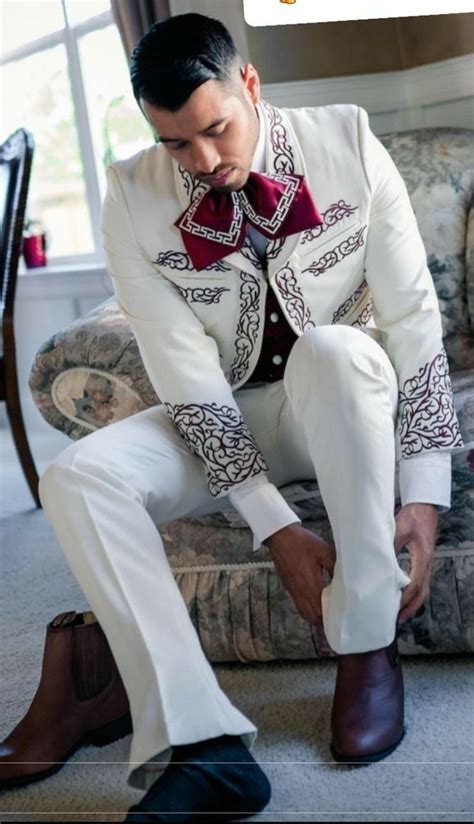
[299,601,322,625]
[393,529,409,555]
[393,516,412,554]
[320,543,336,572]
[398,553,433,622]
[399,580,421,612]
[399,534,432,608]
[286,578,324,626]
[398,589,428,623]
[398,559,425,611]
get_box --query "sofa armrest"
[28,296,160,440]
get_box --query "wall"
[399,13,474,67]
[245,13,474,83]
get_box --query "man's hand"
[394,502,439,624]
[264,523,336,625]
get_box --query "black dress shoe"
[124,734,271,822]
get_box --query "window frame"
[1,2,119,268]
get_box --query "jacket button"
[270,312,279,323]
[272,354,283,365]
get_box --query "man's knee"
[38,434,135,514]
[284,324,389,400]
[293,324,375,361]
[38,439,83,513]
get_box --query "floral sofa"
[29,126,474,660]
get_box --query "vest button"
[272,354,283,365]
[270,312,279,323]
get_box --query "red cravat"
[175,171,323,270]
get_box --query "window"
[0,0,154,266]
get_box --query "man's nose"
[192,140,220,175]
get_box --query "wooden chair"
[0,128,40,507]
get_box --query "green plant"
[102,94,125,167]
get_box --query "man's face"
[140,65,261,192]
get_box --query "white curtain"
[168,0,250,61]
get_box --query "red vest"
[246,278,298,384]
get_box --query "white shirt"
[228,104,452,552]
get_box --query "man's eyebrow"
[159,118,226,143]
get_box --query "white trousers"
[38,325,410,790]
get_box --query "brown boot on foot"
[330,635,405,764]
[0,611,132,789]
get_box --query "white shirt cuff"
[228,474,301,552]
[398,452,452,513]
[228,450,452,551]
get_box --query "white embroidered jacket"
[101,100,464,547]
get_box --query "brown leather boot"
[330,635,405,763]
[0,611,132,789]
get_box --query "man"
[1,11,464,822]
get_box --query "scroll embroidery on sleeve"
[163,401,269,496]
[398,348,464,457]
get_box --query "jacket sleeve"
[100,163,269,499]
[357,106,464,467]
[228,475,301,552]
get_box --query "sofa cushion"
[379,128,474,372]
[158,486,474,660]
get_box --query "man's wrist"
[402,501,439,512]
[264,522,302,552]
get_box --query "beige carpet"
[1,426,473,822]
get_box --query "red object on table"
[22,230,47,268]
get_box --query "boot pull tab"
[50,611,78,629]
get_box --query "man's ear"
[240,63,260,105]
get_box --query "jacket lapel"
[225,100,312,280]
[173,163,208,212]
[259,100,311,280]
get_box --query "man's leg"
[280,324,410,654]
[269,324,410,762]
[37,405,259,792]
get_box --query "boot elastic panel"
[49,611,98,630]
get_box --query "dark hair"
[130,13,242,111]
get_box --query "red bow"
[175,171,323,270]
